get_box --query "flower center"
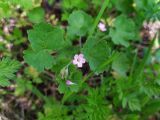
[77,58,80,62]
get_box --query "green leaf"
[0,77,11,87]
[58,81,69,94]
[112,52,129,77]
[0,1,11,18]
[52,58,70,73]
[82,36,112,73]
[11,0,34,10]
[142,100,160,115]
[128,98,141,111]
[112,0,134,13]
[134,0,155,10]
[62,0,88,10]
[84,88,111,120]
[134,0,160,20]
[28,22,65,51]
[109,15,138,47]
[68,69,82,92]
[38,102,71,120]
[0,58,20,87]
[67,10,93,37]
[25,23,67,72]
[24,50,54,72]
[28,7,45,23]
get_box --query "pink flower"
[73,54,86,68]
[98,22,107,32]
[66,80,75,85]
[9,19,16,26]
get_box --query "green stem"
[82,72,94,83]
[129,50,138,80]
[89,0,110,37]
[79,37,82,49]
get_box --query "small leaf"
[128,98,141,111]
[112,0,134,13]
[0,58,20,87]
[109,15,138,47]
[24,50,54,72]
[28,22,65,51]
[0,1,11,18]
[28,7,45,23]
[82,36,112,73]
[0,77,11,87]
[112,52,129,77]
[67,10,93,37]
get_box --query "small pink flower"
[73,54,86,68]
[98,22,107,32]
[66,80,75,85]
[9,20,16,29]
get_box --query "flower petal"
[80,58,86,63]
[98,22,107,32]
[77,62,83,68]
[66,80,75,85]
[79,54,84,58]
[73,59,78,65]
[74,54,79,59]
[101,27,107,32]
